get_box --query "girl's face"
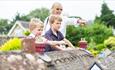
[32,24,43,36]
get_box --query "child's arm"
[51,45,66,51]
[47,40,66,45]
[41,37,65,45]
[63,38,75,48]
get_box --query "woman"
[43,2,86,37]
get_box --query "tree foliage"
[28,8,49,22]
[0,8,49,35]
[0,19,12,34]
[95,3,115,28]
[12,7,49,22]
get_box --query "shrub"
[0,37,22,51]
[104,36,115,50]
[23,30,31,36]
[66,22,113,46]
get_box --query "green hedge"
[66,22,113,46]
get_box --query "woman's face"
[52,5,63,15]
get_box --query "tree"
[0,8,49,35]
[12,8,49,22]
[101,3,113,17]
[11,13,21,23]
[0,19,11,34]
[95,3,115,28]
[27,8,49,22]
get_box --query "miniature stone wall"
[46,49,95,70]
[0,49,95,70]
[0,36,114,70]
[99,51,115,70]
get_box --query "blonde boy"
[45,15,75,52]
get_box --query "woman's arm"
[65,17,86,26]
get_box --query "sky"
[0,0,115,21]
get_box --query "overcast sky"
[0,0,115,21]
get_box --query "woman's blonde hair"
[51,2,63,14]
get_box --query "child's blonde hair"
[49,15,62,24]
[29,18,43,32]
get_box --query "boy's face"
[51,20,61,31]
